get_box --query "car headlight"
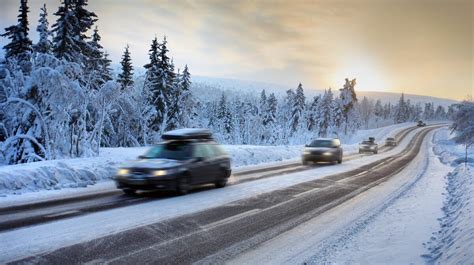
[323,152,332,156]
[117,169,129,176]
[153,170,168,177]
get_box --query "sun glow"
[330,56,389,92]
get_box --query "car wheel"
[337,159,342,164]
[215,178,227,188]
[176,176,191,195]
[374,150,378,154]
[122,189,136,195]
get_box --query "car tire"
[337,159,342,164]
[374,150,378,154]
[122,189,136,195]
[215,178,227,188]
[176,176,191,195]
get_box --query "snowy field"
[0,123,416,197]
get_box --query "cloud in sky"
[0,0,472,100]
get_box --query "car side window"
[208,144,225,157]
[193,144,213,159]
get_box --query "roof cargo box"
[162,128,213,140]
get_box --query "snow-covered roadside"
[0,126,423,263]
[0,123,415,197]
[229,128,450,264]
[423,128,474,264]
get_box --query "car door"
[190,143,215,184]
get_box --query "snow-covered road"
[0,125,442,263]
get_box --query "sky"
[0,0,472,101]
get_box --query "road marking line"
[201,209,261,230]
[44,210,80,218]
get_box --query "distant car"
[417,120,426,127]
[385,137,397,146]
[115,128,231,195]
[359,139,378,154]
[302,138,343,165]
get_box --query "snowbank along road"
[2,125,444,264]
[0,124,421,232]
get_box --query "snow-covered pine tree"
[450,100,474,164]
[1,0,33,59]
[359,96,373,129]
[395,93,407,123]
[216,93,233,141]
[117,45,134,90]
[338,78,358,134]
[72,0,97,59]
[177,64,195,128]
[290,83,305,135]
[33,4,52,54]
[317,89,334,137]
[307,95,320,131]
[374,99,384,126]
[435,105,446,120]
[52,0,82,62]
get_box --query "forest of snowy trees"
[0,0,453,165]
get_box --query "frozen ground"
[0,123,415,197]
[0,124,422,263]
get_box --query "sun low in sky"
[0,0,472,100]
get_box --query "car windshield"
[361,141,372,144]
[387,138,395,140]
[309,140,335,148]
[142,141,191,160]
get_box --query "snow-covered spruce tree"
[1,0,33,69]
[262,93,278,144]
[85,26,112,90]
[52,0,82,63]
[33,4,52,54]
[176,64,196,128]
[450,100,474,164]
[117,45,134,90]
[423,102,435,120]
[72,0,97,58]
[215,93,234,142]
[374,99,384,126]
[143,37,163,134]
[337,78,359,134]
[359,96,373,129]
[306,95,320,132]
[317,89,334,137]
[290,83,305,135]
[394,93,408,123]
[434,105,446,120]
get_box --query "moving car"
[302,138,343,165]
[385,137,397,146]
[417,120,426,127]
[359,138,378,154]
[115,128,231,195]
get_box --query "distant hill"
[191,76,458,107]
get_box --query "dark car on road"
[385,137,397,146]
[302,138,343,165]
[359,138,378,154]
[417,120,426,127]
[115,129,231,195]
